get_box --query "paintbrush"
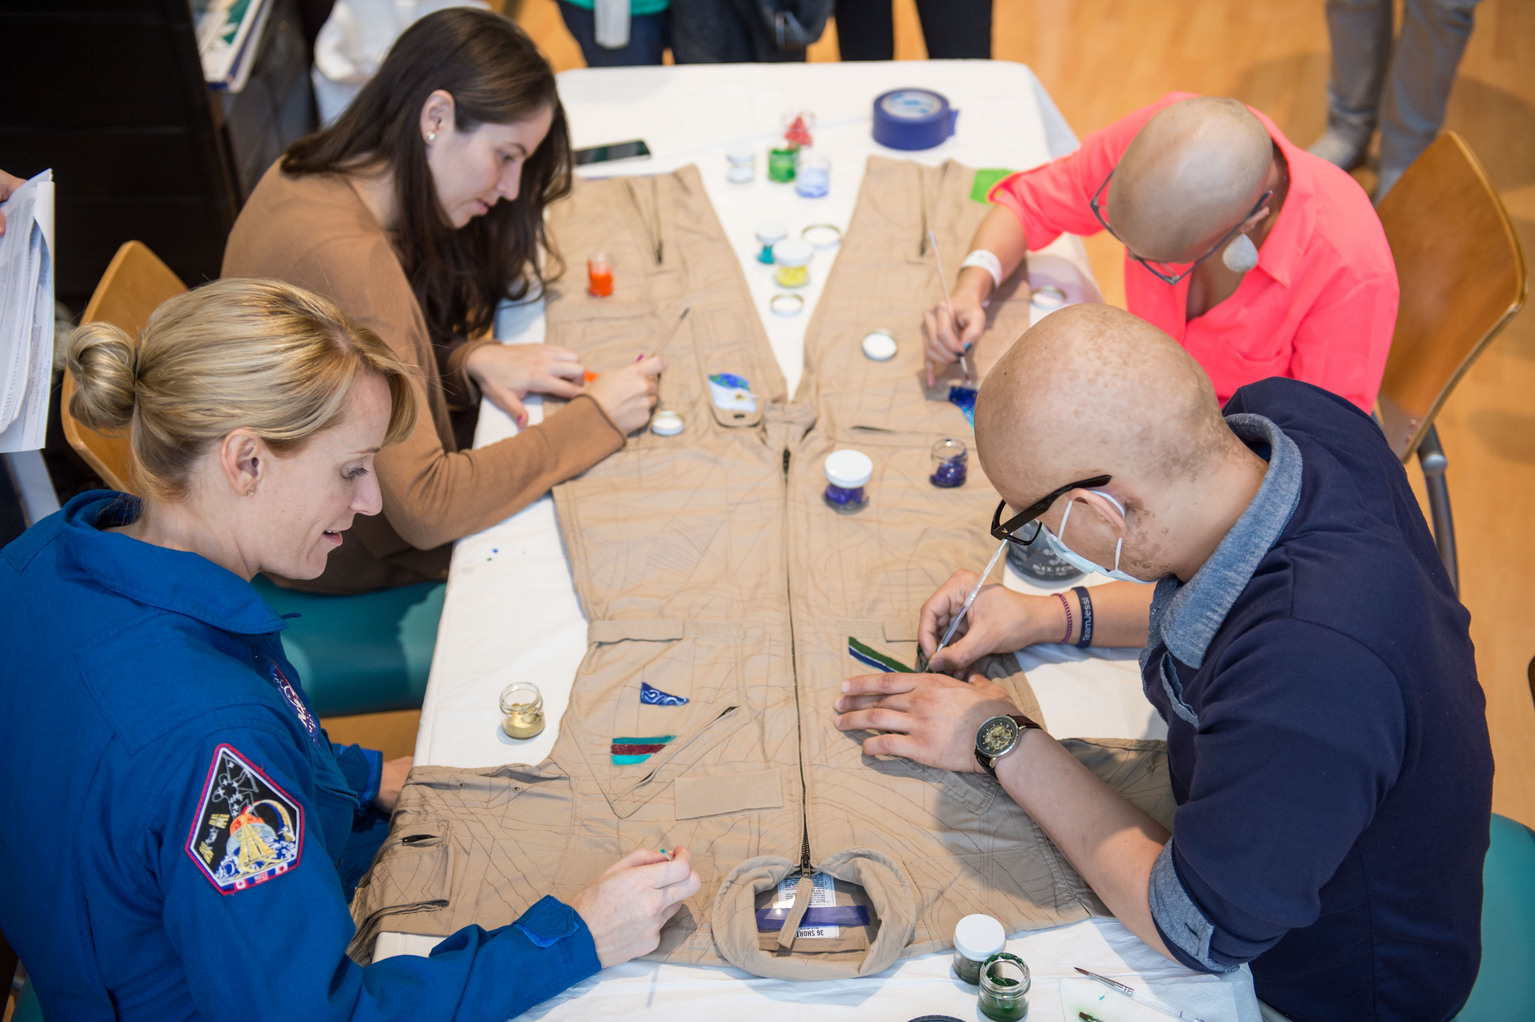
[918,538,1009,673]
[928,229,972,384]
[648,305,690,360]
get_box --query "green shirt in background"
[559,0,670,15]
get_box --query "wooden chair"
[63,241,187,491]
[63,241,443,718]
[1374,132,1527,594]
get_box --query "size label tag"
[774,871,838,939]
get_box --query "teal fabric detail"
[1454,814,1535,1018]
[612,753,651,765]
[559,0,671,16]
[250,575,445,717]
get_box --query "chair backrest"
[1374,132,1527,462]
[62,241,188,492]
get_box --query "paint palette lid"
[861,329,898,361]
[824,449,874,488]
[650,410,685,436]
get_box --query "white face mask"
[1040,490,1140,583]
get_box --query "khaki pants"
[351,160,1173,979]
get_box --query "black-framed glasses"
[1089,168,1272,286]
[991,475,1113,545]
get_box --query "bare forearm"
[1023,580,1155,649]
[957,206,1031,301]
[995,732,1173,959]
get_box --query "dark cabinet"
[1,0,317,309]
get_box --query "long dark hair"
[283,8,572,347]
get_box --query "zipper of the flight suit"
[783,445,814,879]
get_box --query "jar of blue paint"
[824,449,873,513]
[930,438,968,487]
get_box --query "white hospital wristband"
[959,249,1004,293]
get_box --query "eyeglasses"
[1089,168,1272,286]
[991,475,1113,545]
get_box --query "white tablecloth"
[375,61,1258,1022]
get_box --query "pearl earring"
[247,488,255,497]
[426,131,437,144]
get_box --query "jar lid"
[861,329,898,361]
[727,142,755,163]
[953,914,1006,961]
[650,410,685,436]
[755,220,788,245]
[824,449,873,488]
[773,238,813,267]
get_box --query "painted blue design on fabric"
[639,681,689,706]
[709,372,750,389]
[948,385,978,427]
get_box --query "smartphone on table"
[573,139,652,165]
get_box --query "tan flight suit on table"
[350,160,1172,979]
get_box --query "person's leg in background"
[557,1,671,66]
[1374,0,1481,198]
[914,0,991,58]
[1310,0,1394,170]
[671,0,820,63]
[835,0,895,60]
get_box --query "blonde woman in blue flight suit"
[0,279,699,1020]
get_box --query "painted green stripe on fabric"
[612,754,653,765]
[847,637,914,673]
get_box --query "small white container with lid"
[773,238,814,288]
[952,913,1007,984]
[726,143,755,183]
[755,221,787,264]
[650,410,684,436]
[823,448,874,513]
[861,329,898,361]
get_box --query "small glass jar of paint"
[773,238,813,289]
[794,148,830,198]
[951,914,1006,984]
[930,438,968,488]
[978,952,1031,1021]
[768,146,798,182]
[586,252,614,297]
[823,449,873,513]
[726,143,755,183]
[499,682,545,740]
[756,221,787,265]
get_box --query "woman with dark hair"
[224,7,663,595]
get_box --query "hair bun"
[66,321,138,433]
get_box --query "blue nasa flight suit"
[0,493,601,1020]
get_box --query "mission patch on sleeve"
[185,744,303,893]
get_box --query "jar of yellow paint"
[499,682,545,739]
[773,238,813,289]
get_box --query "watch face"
[977,715,1019,757]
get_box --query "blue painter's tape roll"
[872,88,958,150]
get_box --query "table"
[375,61,1260,1022]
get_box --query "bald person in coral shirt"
[925,93,1398,414]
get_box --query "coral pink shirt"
[990,93,1398,412]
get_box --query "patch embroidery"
[268,663,317,738]
[639,681,690,706]
[186,745,303,893]
[611,735,675,765]
[948,385,978,427]
[848,637,915,674]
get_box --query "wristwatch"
[974,713,1043,779]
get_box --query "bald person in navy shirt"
[837,304,1492,1020]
